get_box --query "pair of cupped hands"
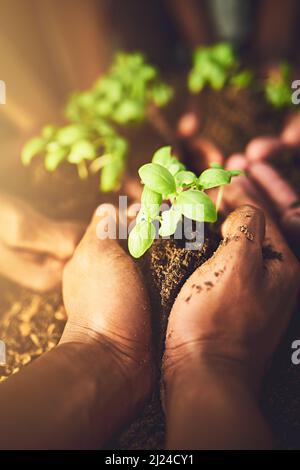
[0,124,300,423]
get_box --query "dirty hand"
[60,204,153,392]
[0,193,84,292]
[164,204,300,388]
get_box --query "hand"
[164,204,300,388]
[60,203,153,396]
[0,193,84,292]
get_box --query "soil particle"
[262,244,283,262]
[239,225,255,241]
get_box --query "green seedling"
[264,62,294,109]
[188,42,253,93]
[21,120,127,192]
[128,147,244,258]
[65,52,173,125]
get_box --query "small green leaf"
[176,189,217,222]
[141,186,162,219]
[57,125,87,146]
[128,220,156,258]
[100,158,124,192]
[210,162,224,169]
[44,148,67,171]
[42,126,57,140]
[188,70,206,93]
[151,83,173,107]
[175,170,197,187]
[230,70,253,89]
[159,206,182,237]
[21,137,46,166]
[229,169,244,177]
[152,146,173,166]
[68,140,96,164]
[199,168,231,189]
[139,163,176,195]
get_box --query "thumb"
[218,205,265,276]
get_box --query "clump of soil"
[112,225,220,450]
[198,87,287,157]
[270,147,300,196]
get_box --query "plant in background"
[188,42,253,93]
[128,146,243,258]
[21,52,173,193]
[264,62,294,109]
[65,52,173,133]
[21,120,127,192]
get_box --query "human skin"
[0,206,153,449]
[163,204,300,449]
[0,192,84,292]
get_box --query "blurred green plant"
[188,42,253,93]
[21,52,172,192]
[128,146,244,258]
[65,52,173,125]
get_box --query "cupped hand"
[60,203,153,384]
[0,193,84,292]
[164,204,300,389]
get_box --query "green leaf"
[100,158,124,192]
[128,220,156,258]
[139,163,176,195]
[199,168,231,189]
[21,137,46,166]
[44,148,67,171]
[188,70,206,93]
[229,169,244,177]
[151,83,173,107]
[152,146,173,166]
[211,43,236,68]
[159,206,182,237]
[210,162,224,169]
[176,189,217,223]
[42,125,57,140]
[56,125,87,146]
[141,186,162,219]
[175,170,197,187]
[68,140,96,164]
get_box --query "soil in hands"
[112,224,220,450]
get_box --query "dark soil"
[270,147,300,197]
[197,87,287,157]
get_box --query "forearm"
[164,355,273,450]
[0,340,147,449]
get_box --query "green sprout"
[21,120,127,192]
[188,42,253,93]
[128,146,244,258]
[264,62,293,109]
[65,52,173,126]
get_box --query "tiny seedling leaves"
[159,206,182,237]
